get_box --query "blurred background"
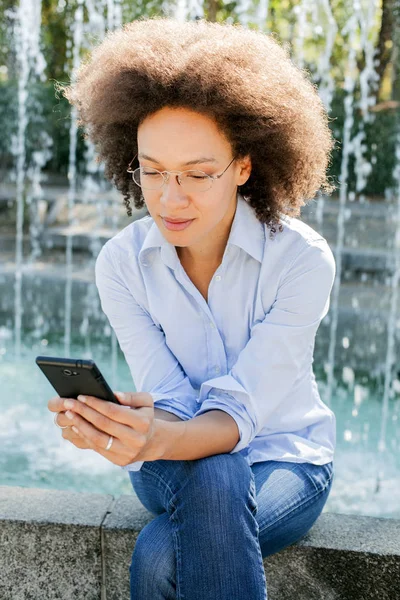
[0,0,399,517]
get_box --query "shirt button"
[209,321,215,328]
[215,275,221,281]
[215,365,221,373]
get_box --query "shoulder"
[96,214,153,269]
[94,215,154,309]
[268,214,333,257]
[260,214,335,283]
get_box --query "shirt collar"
[139,193,265,269]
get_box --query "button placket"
[205,314,222,378]
[207,270,226,378]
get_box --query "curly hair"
[58,16,335,239]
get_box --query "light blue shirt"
[95,194,336,472]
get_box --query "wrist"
[157,419,187,460]
[133,418,184,462]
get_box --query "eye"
[184,171,210,180]
[141,169,160,176]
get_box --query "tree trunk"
[207,0,218,22]
[392,0,400,102]
[374,0,394,102]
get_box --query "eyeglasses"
[126,154,236,193]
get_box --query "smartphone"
[35,356,121,404]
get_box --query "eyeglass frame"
[126,154,237,190]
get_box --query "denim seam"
[168,484,266,600]
[248,471,258,516]
[245,472,268,600]
[170,513,185,600]
[253,516,268,600]
[139,466,185,598]
[140,464,178,511]
[259,477,331,536]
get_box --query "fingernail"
[115,391,126,400]
[65,410,74,420]
[77,395,87,403]
[64,399,74,409]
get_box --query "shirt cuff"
[122,460,144,472]
[192,390,255,453]
[122,394,195,472]
[121,460,145,471]
[152,397,195,421]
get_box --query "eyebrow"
[138,153,218,166]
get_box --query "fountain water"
[1,0,399,515]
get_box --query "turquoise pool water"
[1,338,399,519]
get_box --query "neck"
[177,244,225,268]
[177,193,237,267]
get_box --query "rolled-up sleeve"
[95,243,200,470]
[192,239,336,454]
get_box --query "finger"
[56,400,145,460]
[70,427,131,466]
[48,396,78,413]
[66,395,153,437]
[72,419,141,466]
[61,421,129,461]
[54,411,70,428]
[114,391,154,409]
[84,393,154,427]
[65,412,144,458]
[89,445,133,467]
[55,410,94,431]
[63,399,143,443]
[62,426,90,449]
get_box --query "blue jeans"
[128,453,334,600]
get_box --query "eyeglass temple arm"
[211,156,236,181]
[127,154,138,173]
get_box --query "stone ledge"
[1,485,399,600]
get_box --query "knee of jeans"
[130,518,175,587]
[183,453,254,505]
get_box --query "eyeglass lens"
[131,168,213,192]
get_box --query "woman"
[48,17,336,600]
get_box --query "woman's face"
[136,107,251,258]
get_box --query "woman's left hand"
[47,391,165,466]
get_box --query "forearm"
[160,410,240,461]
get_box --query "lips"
[162,217,194,231]
[162,217,194,223]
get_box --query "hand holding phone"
[37,355,155,471]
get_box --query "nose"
[159,172,189,209]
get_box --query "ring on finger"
[54,412,69,429]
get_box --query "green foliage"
[41,0,73,82]
[0,79,17,168]
[327,88,397,196]
[0,0,14,71]
[0,0,398,197]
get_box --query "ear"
[237,155,252,186]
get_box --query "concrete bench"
[0,485,399,599]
